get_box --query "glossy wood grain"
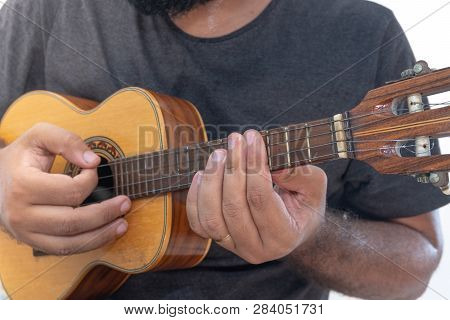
[350,68,450,175]
[146,91,211,271]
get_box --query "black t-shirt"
[0,0,448,299]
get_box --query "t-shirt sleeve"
[0,0,59,115]
[340,12,449,219]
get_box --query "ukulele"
[0,61,449,299]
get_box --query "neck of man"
[171,0,272,38]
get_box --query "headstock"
[348,61,450,195]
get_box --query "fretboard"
[109,114,352,199]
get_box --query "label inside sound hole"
[64,136,125,177]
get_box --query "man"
[0,0,447,299]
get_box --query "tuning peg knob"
[401,60,432,79]
[427,172,450,195]
[442,186,450,196]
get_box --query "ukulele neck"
[109,113,353,199]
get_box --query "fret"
[288,125,308,166]
[287,120,336,166]
[130,158,136,198]
[175,150,180,174]
[146,152,158,195]
[284,127,291,166]
[184,146,192,182]
[143,155,148,196]
[135,156,140,197]
[265,131,273,170]
[125,157,132,197]
[174,150,182,188]
[166,150,173,190]
[304,123,312,163]
[156,151,165,193]
[137,155,145,197]
[168,149,180,189]
[112,161,120,197]
[196,144,210,172]
[308,119,337,163]
[329,117,337,156]
[268,131,289,169]
[144,154,154,195]
[188,146,197,174]
[119,159,125,196]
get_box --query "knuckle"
[31,122,50,133]
[222,201,243,219]
[247,188,266,210]
[9,176,26,199]
[201,216,222,234]
[200,172,214,184]
[7,209,24,231]
[67,183,85,206]
[63,132,82,147]
[100,202,117,224]
[58,214,80,235]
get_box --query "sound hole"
[83,156,116,205]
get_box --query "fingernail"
[245,130,257,146]
[228,134,236,149]
[196,172,203,185]
[212,149,226,162]
[120,200,131,213]
[83,150,98,164]
[116,221,128,236]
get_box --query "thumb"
[272,165,327,194]
[21,123,100,169]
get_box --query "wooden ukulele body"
[0,88,211,299]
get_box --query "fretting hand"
[186,130,327,264]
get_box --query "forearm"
[287,209,442,299]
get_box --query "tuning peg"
[385,61,433,84]
[415,172,450,195]
[401,60,432,79]
[430,172,450,195]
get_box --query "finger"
[25,196,131,236]
[272,166,328,208]
[27,218,128,255]
[222,133,261,252]
[197,149,233,245]
[21,123,100,169]
[22,167,98,206]
[245,130,299,244]
[186,172,209,238]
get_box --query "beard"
[127,0,213,16]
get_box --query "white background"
[0,0,449,300]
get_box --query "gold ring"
[216,234,232,243]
